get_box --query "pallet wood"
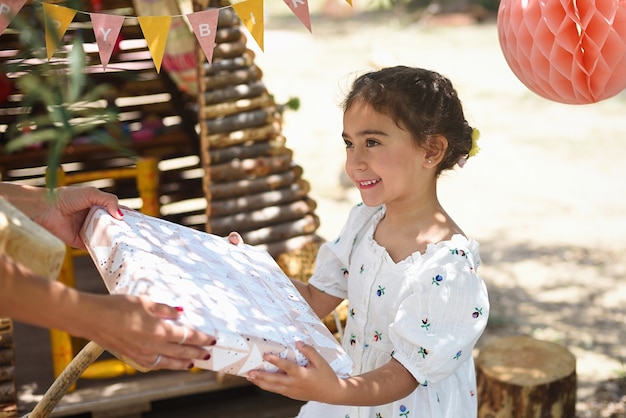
[476,335,577,418]
[0,319,16,417]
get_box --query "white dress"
[296,203,490,418]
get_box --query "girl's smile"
[356,178,381,189]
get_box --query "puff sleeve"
[388,240,489,386]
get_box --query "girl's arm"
[247,341,418,406]
[289,279,343,319]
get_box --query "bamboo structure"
[194,1,324,281]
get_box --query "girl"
[244,66,489,417]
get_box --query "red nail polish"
[210,340,217,346]
[174,306,184,312]
[187,362,194,369]
[117,209,124,217]
[203,354,211,360]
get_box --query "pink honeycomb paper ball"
[497,0,626,104]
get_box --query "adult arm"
[0,253,216,370]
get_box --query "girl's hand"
[246,341,343,403]
[226,231,244,246]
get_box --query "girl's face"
[342,101,430,208]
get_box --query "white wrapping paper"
[80,207,353,377]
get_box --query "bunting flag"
[283,0,311,33]
[186,9,219,64]
[42,3,77,60]
[232,0,264,51]
[0,0,27,34]
[137,15,172,73]
[0,0,353,71]
[90,13,124,71]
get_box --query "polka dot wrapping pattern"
[80,206,353,377]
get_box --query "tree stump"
[476,335,576,418]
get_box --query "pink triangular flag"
[283,0,311,32]
[232,0,264,52]
[0,0,27,35]
[186,9,219,64]
[42,3,77,60]
[137,15,172,73]
[90,13,125,71]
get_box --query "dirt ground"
[252,4,626,416]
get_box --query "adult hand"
[37,186,123,249]
[75,294,216,371]
[246,341,342,403]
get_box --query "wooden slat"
[203,81,265,105]
[208,180,310,217]
[46,371,248,417]
[204,54,255,76]
[207,150,294,183]
[205,108,272,135]
[203,94,273,119]
[205,125,281,148]
[203,66,262,90]
[208,141,274,164]
[209,199,316,234]
[239,214,320,246]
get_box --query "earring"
[428,159,432,164]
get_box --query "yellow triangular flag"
[137,15,172,73]
[42,3,77,60]
[232,0,264,52]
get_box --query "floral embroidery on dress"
[431,274,444,286]
[449,248,467,258]
[473,307,483,318]
[421,318,431,331]
[376,285,385,296]
[454,350,463,360]
[399,404,410,417]
[373,330,382,342]
[418,347,429,358]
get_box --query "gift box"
[80,207,353,377]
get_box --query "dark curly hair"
[341,66,475,175]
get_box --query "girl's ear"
[422,135,448,167]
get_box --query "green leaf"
[68,37,86,103]
[5,128,63,153]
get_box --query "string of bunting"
[0,0,351,72]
